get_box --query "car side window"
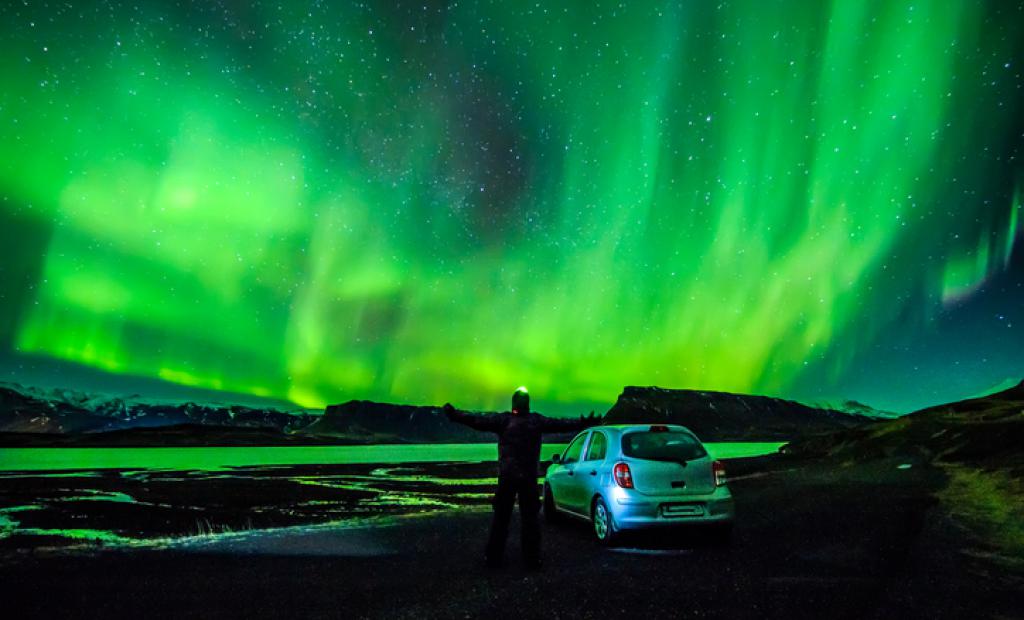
[561,433,588,464]
[583,431,607,461]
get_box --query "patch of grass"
[191,517,256,538]
[939,465,1024,569]
[867,416,911,439]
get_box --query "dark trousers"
[485,475,540,563]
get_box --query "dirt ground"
[1,455,1021,619]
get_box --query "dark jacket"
[445,406,600,480]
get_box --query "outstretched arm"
[443,403,504,433]
[538,411,603,433]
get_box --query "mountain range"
[786,379,1024,474]
[0,382,315,436]
[0,380,899,445]
[603,386,881,440]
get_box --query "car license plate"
[662,503,704,517]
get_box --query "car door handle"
[567,469,574,476]
[589,470,597,476]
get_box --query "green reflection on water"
[15,528,136,544]
[0,442,783,472]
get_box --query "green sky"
[0,1,1021,414]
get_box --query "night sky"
[0,1,1021,415]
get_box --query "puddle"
[609,548,694,556]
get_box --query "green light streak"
[942,189,1021,304]
[0,1,1020,410]
[1007,190,1020,268]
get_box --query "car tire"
[543,484,561,524]
[591,496,618,546]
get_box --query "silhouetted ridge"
[303,400,484,443]
[603,386,871,440]
[910,377,1024,416]
[303,400,594,443]
[0,382,315,435]
[785,377,1024,475]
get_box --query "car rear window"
[621,431,707,462]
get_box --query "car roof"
[588,424,695,433]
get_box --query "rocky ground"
[0,461,498,549]
[1,451,1021,619]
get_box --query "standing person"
[443,387,600,569]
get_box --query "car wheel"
[543,484,561,524]
[591,497,618,545]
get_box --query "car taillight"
[613,462,634,489]
[712,460,726,487]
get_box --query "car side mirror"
[550,454,560,463]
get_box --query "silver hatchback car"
[544,424,735,544]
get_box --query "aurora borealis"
[0,1,1021,414]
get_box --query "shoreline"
[1,452,1020,618]
[0,453,778,553]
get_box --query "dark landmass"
[829,399,900,419]
[0,382,316,435]
[785,379,1024,474]
[0,424,357,447]
[3,381,886,446]
[784,378,1024,570]
[604,385,878,440]
[302,399,595,444]
[300,400,486,443]
[0,382,590,446]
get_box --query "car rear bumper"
[607,485,735,529]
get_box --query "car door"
[547,431,590,515]
[577,430,609,506]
